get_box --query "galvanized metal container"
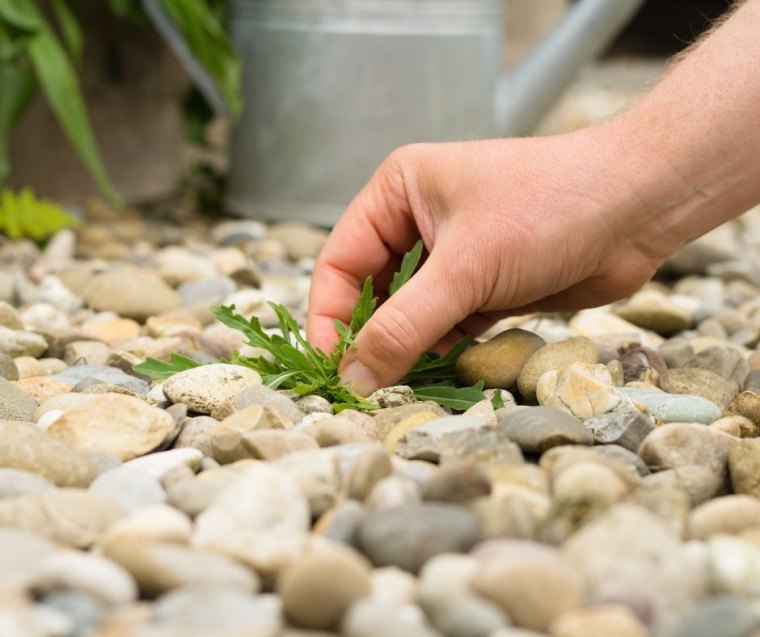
[226,0,503,226]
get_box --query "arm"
[307,0,760,396]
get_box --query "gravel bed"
[2,205,760,637]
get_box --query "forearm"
[608,0,760,259]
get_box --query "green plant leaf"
[48,0,83,63]
[412,381,488,412]
[389,239,424,295]
[132,353,204,380]
[0,62,35,186]
[400,335,471,384]
[0,188,81,242]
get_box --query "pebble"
[662,594,760,637]
[517,336,598,402]
[421,461,491,503]
[0,326,48,357]
[163,363,262,415]
[708,535,760,596]
[44,394,175,461]
[358,503,479,573]
[278,543,371,630]
[123,448,203,479]
[548,604,650,637]
[686,344,749,386]
[215,383,304,422]
[0,489,125,548]
[536,362,629,419]
[0,420,97,487]
[342,599,441,637]
[0,527,57,589]
[497,407,592,454]
[620,387,722,424]
[688,495,760,540]
[729,438,760,496]
[368,385,417,408]
[89,467,166,513]
[49,365,149,396]
[583,407,655,451]
[0,378,37,420]
[0,467,54,499]
[100,504,193,545]
[613,289,693,335]
[394,413,494,462]
[455,329,546,389]
[103,540,259,598]
[659,367,738,411]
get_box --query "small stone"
[0,421,97,487]
[193,464,310,546]
[613,290,692,336]
[0,489,124,548]
[0,378,37,420]
[0,352,19,380]
[123,448,203,479]
[0,468,53,499]
[62,341,110,367]
[472,552,583,632]
[305,415,373,447]
[708,535,760,597]
[456,329,546,389]
[548,604,649,637]
[276,449,342,517]
[346,445,394,501]
[373,403,448,441]
[643,465,725,506]
[267,222,328,260]
[214,383,304,422]
[497,407,592,454]
[44,394,175,461]
[80,268,182,321]
[0,327,48,358]
[358,503,479,573]
[663,594,760,637]
[395,413,495,462]
[517,337,598,402]
[552,461,630,507]
[241,429,320,460]
[422,461,491,503]
[729,439,760,497]
[584,408,655,451]
[31,551,137,605]
[659,367,737,411]
[658,338,696,369]
[563,505,708,634]
[39,590,106,637]
[89,467,166,513]
[103,540,259,598]
[620,387,722,424]
[536,362,630,419]
[367,385,417,408]
[295,395,334,415]
[100,504,193,546]
[365,477,422,510]
[688,495,760,540]
[175,415,217,456]
[163,364,262,415]
[712,414,756,437]
[729,390,760,425]
[279,543,371,630]
[49,365,149,396]
[685,345,749,386]
[342,599,440,637]
[383,411,446,454]
[14,377,72,404]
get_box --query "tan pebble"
[710,419,742,437]
[13,377,71,404]
[548,603,649,637]
[383,412,442,454]
[81,318,142,344]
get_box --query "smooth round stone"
[346,446,393,502]
[0,468,54,499]
[638,423,739,482]
[123,448,203,479]
[373,403,448,441]
[0,489,125,548]
[472,554,583,632]
[729,391,760,425]
[44,394,175,461]
[144,584,282,637]
[40,590,106,637]
[552,462,629,507]
[266,222,328,260]
[103,540,259,598]
[0,528,57,589]
[49,365,149,397]
[496,407,592,454]
[342,599,440,637]
[688,495,760,540]
[193,464,310,546]
[0,352,19,380]
[314,500,367,545]
[563,505,708,634]
[89,467,166,513]
[421,461,491,504]
[455,329,546,390]
[685,345,749,386]
[659,366,738,411]
[216,383,304,422]
[517,337,598,402]
[612,290,692,336]
[0,327,48,358]
[79,267,182,321]
[548,604,649,637]
[0,421,97,487]
[536,362,628,420]
[729,439,760,497]
[358,503,479,573]
[417,553,478,609]
[31,551,137,605]
[100,504,193,545]
[304,416,373,447]
[662,594,760,637]
[0,378,36,421]
[163,364,262,415]
[642,465,725,507]
[275,449,342,517]
[177,275,237,305]
[428,595,511,637]
[175,415,217,456]
[472,494,544,540]
[619,387,722,424]
[631,487,690,539]
[14,377,72,404]
[279,544,371,630]
[295,395,334,415]
[712,414,755,437]
[365,477,422,510]
[368,566,417,607]
[708,535,760,596]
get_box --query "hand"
[306,126,673,396]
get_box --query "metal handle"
[142,0,229,116]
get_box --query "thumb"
[338,253,469,395]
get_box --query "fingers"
[338,250,471,395]
[307,149,422,352]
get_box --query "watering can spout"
[496,0,646,138]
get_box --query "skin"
[307,0,760,396]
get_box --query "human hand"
[306,126,674,396]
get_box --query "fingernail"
[339,360,379,396]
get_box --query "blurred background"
[0,0,734,228]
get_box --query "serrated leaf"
[401,335,471,384]
[349,276,376,334]
[133,353,203,380]
[389,239,424,295]
[412,381,487,412]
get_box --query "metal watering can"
[147,0,645,227]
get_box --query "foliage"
[0,0,241,201]
[0,187,81,242]
[135,241,499,412]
